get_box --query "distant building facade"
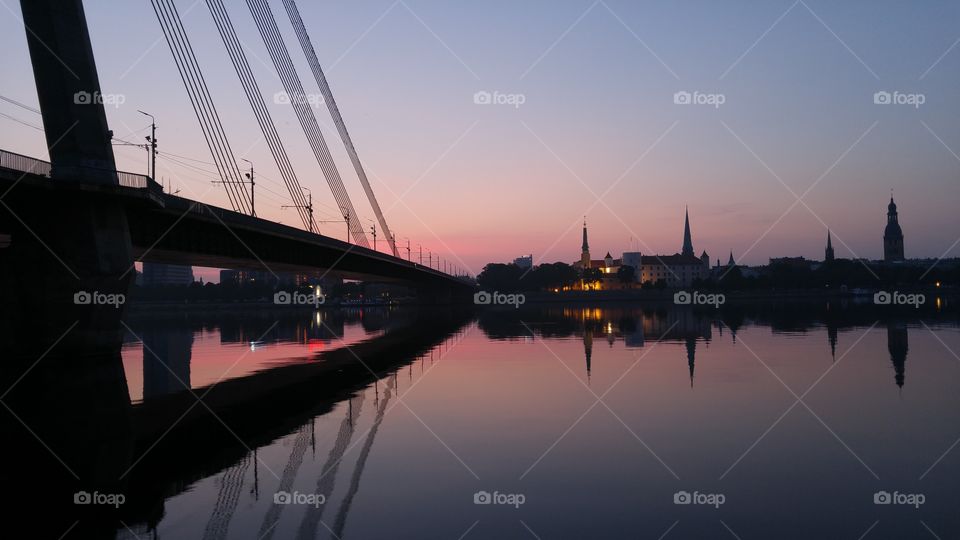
[220,269,340,288]
[142,263,194,286]
[513,254,533,269]
[883,196,905,261]
[573,210,710,289]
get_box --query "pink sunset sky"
[2,1,959,282]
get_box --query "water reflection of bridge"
[128,307,411,401]
[3,307,471,539]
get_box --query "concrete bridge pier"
[0,188,134,355]
[0,0,135,356]
[0,6,135,535]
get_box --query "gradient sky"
[2,0,959,278]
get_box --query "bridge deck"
[0,150,470,289]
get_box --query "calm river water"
[4,301,960,539]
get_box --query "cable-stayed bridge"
[0,0,472,354]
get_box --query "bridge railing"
[0,148,162,195]
[0,148,53,177]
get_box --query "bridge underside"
[1,168,468,288]
[0,169,471,356]
[129,194,451,285]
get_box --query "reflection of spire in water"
[826,326,837,360]
[887,323,909,390]
[685,337,697,388]
[257,423,314,540]
[584,327,593,384]
[202,453,251,540]
[332,374,397,537]
[297,388,366,539]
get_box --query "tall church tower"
[580,218,591,269]
[883,196,904,261]
[681,206,694,257]
[824,229,835,262]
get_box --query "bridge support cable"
[282,0,398,256]
[245,0,370,247]
[204,0,312,230]
[149,0,252,215]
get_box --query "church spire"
[825,229,835,262]
[580,217,591,269]
[581,217,589,252]
[681,206,694,257]
[883,194,904,261]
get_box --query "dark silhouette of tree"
[477,263,526,292]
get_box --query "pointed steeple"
[580,217,591,270]
[581,217,589,252]
[884,194,904,261]
[825,229,835,262]
[727,251,735,266]
[681,206,694,257]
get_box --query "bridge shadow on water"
[0,306,473,539]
